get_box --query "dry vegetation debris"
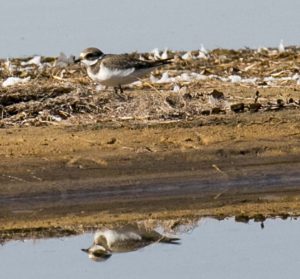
[0,47,299,127]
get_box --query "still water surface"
[0,0,300,57]
[1,218,299,279]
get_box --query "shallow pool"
[1,218,299,279]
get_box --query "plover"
[81,224,179,261]
[75,47,172,94]
[81,244,112,262]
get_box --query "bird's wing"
[119,223,177,243]
[102,54,171,70]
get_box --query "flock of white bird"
[148,44,208,61]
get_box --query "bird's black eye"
[85,53,96,60]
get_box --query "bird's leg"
[113,85,124,94]
[113,85,126,101]
[118,85,123,93]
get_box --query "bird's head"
[81,244,112,262]
[75,47,104,66]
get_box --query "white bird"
[55,52,76,67]
[278,39,285,53]
[21,56,42,67]
[2,76,31,88]
[157,71,171,83]
[150,48,161,60]
[81,224,180,261]
[4,59,15,74]
[161,48,169,60]
[200,44,208,54]
[173,84,181,92]
[181,51,194,60]
[197,51,207,59]
[76,47,172,94]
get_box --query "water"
[1,218,300,279]
[0,0,300,57]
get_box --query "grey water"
[0,0,300,58]
[1,218,300,279]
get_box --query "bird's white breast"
[87,64,136,86]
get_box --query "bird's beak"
[74,57,81,63]
[81,248,89,253]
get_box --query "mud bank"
[1,109,300,241]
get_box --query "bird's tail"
[159,236,180,244]
[151,58,173,67]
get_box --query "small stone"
[183,93,192,100]
[277,99,284,107]
[279,213,289,220]
[230,103,245,113]
[201,110,210,115]
[57,110,69,119]
[166,95,183,108]
[249,103,262,112]
[211,107,221,114]
[210,89,224,99]
[235,215,250,223]
[258,81,268,86]
[107,138,117,144]
[253,214,266,222]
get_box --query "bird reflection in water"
[81,224,180,262]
